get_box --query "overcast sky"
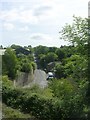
[0,0,89,47]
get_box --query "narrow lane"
[24,69,48,88]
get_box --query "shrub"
[2,76,88,120]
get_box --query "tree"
[60,16,88,84]
[55,48,65,61]
[48,47,57,53]
[2,48,17,79]
[20,62,32,73]
[45,52,58,63]
[34,45,49,56]
[60,16,89,115]
[54,63,65,79]
[39,54,46,69]
[49,78,74,99]
[60,16,88,55]
[64,54,87,80]
[18,57,32,73]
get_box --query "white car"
[47,72,54,80]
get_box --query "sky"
[0,0,89,47]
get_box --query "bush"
[55,63,65,79]
[2,76,88,120]
[2,103,32,118]
[48,78,74,99]
[20,62,32,73]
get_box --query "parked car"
[47,72,54,80]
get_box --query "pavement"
[23,69,48,88]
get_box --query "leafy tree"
[19,58,32,73]
[60,16,88,46]
[31,62,36,72]
[64,54,87,80]
[34,45,49,55]
[48,47,57,53]
[39,54,46,69]
[45,52,58,63]
[20,62,32,73]
[60,45,77,58]
[54,63,65,79]
[27,54,34,61]
[60,16,88,55]
[60,16,88,85]
[55,48,65,61]
[2,48,17,79]
[15,47,31,55]
[48,78,74,99]
[11,44,21,49]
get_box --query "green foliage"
[34,45,49,55]
[15,46,31,55]
[31,62,37,71]
[60,16,88,46]
[16,51,36,73]
[2,103,32,118]
[60,16,88,56]
[2,48,17,79]
[48,47,57,53]
[37,52,58,69]
[28,54,34,61]
[64,54,87,79]
[2,76,88,119]
[11,44,21,49]
[39,54,46,69]
[48,78,74,99]
[55,48,65,61]
[17,56,35,73]
[2,76,13,88]
[21,62,32,73]
[60,45,77,58]
[54,63,65,79]
[34,46,58,70]
[45,52,58,63]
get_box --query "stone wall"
[15,69,34,87]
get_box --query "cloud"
[3,22,14,30]
[32,2,65,22]
[30,33,55,47]
[33,5,52,16]
[29,33,66,47]
[30,33,52,40]
[19,26,29,31]
[0,1,64,24]
[0,8,38,24]
[0,9,19,21]
[19,10,38,24]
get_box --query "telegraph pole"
[88,1,90,17]
[88,1,90,94]
[88,2,90,116]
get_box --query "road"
[24,69,48,88]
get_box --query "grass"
[2,103,35,119]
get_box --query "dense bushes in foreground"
[2,103,32,119]
[2,76,88,120]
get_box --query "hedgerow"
[2,76,88,120]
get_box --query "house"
[0,49,6,55]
